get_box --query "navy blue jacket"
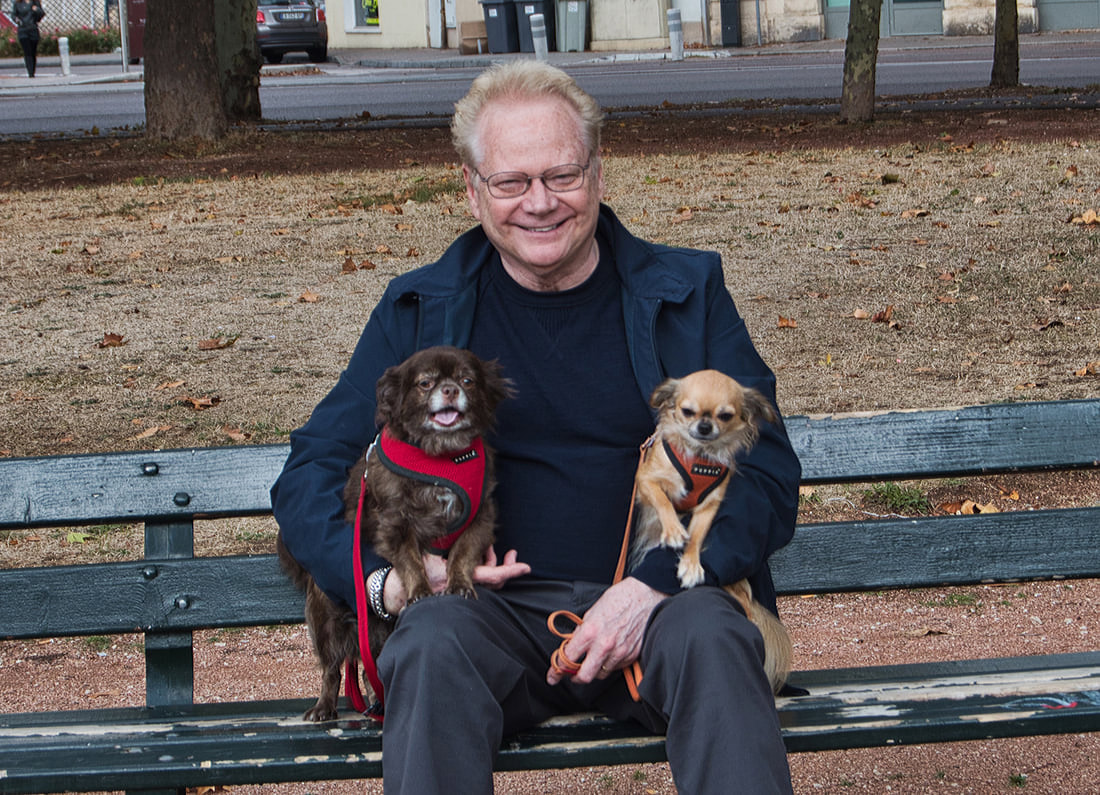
[271,204,801,613]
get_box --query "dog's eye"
[681,408,696,419]
[418,378,434,391]
[718,412,736,423]
[461,377,474,387]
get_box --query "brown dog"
[631,369,793,694]
[277,346,511,720]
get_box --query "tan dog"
[277,346,511,720]
[631,369,792,694]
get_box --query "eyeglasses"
[475,161,591,199]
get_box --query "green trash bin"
[555,0,587,52]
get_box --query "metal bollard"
[667,9,683,62]
[59,36,72,76]
[530,13,549,61]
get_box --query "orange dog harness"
[661,439,730,512]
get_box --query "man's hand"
[546,577,667,686]
[382,548,530,616]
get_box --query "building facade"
[324,0,1098,50]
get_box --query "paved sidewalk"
[1,30,1097,90]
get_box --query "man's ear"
[463,164,483,222]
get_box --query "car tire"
[265,52,284,65]
[307,47,328,63]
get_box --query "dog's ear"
[649,378,681,413]
[741,387,779,428]
[478,357,515,410]
[374,363,404,427]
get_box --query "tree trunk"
[145,0,228,140]
[216,0,262,122]
[840,0,883,124]
[990,0,1020,88]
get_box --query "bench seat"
[2,398,1098,793]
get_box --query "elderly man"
[272,60,799,794]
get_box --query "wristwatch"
[367,565,396,622]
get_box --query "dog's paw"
[443,584,477,599]
[659,525,689,550]
[303,702,339,722]
[676,557,705,588]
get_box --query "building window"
[356,0,380,27]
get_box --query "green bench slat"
[2,654,1098,794]
[771,506,1100,594]
[0,445,289,530]
[787,399,1100,482]
[1,555,302,640]
[3,399,1095,531]
[7,502,1100,640]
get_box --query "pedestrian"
[12,0,45,78]
[272,59,801,794]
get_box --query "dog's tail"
[725,580,793,695]
[275,531,313,591]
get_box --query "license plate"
[280,11,306,19]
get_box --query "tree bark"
[145,0,228,140]
[840,0,883,124]
[216,0,262,122]
[990,0,1020,88]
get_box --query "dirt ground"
[2,101,1099,793]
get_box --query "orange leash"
[547,438,654,702]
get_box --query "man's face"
[463,97,604,292]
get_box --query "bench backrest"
[3,399,1098,706]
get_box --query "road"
[1,36,1098,136]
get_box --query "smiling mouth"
[523,221,563,233]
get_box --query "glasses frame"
[474,160,592,199]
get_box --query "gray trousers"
[376,579,792,794]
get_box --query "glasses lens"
[486,172,529,198]
[543,165,585,192]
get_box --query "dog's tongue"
[433,410,461,427]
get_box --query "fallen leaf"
[1030,319,1063,331]
[221,425,252,442]
[852,309,871,320]
[341,257,357,274]
[156,380,186,391]
[1070,208,1099,225]
[1074,361,1100,377]
[299,290,321,303]
[871,305,895,323]
[198,336,237,351]
[901,208,929,219]
[97,332,126,348]
[67,531,91,544]
[959,499,999,515]
[777,315,798,328]
[907,626,951,637]
[178,395,221,411]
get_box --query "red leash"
[350,471,386,721]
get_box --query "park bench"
[1,398,1098,793]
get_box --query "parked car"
[256,0,328,64]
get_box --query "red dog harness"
[350,427,488,719]
[662,438,730,511]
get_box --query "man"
[272,60,800,794]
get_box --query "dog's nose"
[441,383,460,400]
[697,419,713,436]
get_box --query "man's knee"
[645,586,765,667]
